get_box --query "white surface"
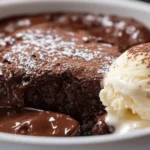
[0,0,149,150]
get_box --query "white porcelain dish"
[0,0,150,150]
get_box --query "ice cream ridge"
[100,43,150,134]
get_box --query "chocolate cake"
[92,114,114,135]
[0,13,149,136]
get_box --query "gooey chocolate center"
[0,108,79,136]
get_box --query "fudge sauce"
[0,108,79,136]
[0,13,149,136]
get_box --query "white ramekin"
[0,0,150,150]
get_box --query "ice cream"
[100,43,150,134]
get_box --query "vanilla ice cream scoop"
[100,43,150,134]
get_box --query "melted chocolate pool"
[0,108,79,136]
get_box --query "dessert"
[100,43,150,134]
[0,13,149,136]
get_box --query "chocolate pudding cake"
[0,13,149,136]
